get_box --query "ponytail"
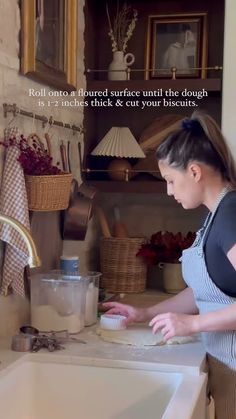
[156,110,236,188]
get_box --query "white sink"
[0,358,207,419]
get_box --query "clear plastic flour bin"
[30,271,88,334]
[84,271,101,326]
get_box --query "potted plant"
[137,231,196,293]
[0,135,72,211]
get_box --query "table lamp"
[91,127,145,181]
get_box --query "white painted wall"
[222,0,236,149]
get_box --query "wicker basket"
[25,174,73,211]
[100,237,147,293]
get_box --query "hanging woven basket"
[25,173,73,211]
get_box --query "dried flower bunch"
[137,231,196,265]
[106,1,138,52]
[0,135,62,176]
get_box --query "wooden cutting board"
[138,114,183,152]
[130,150,161,179]
[131,114,183,179]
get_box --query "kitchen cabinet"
[83,0,225,193]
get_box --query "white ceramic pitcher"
[108,51,135,80]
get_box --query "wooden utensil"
[67,141,71,172]
[60,141,67,172]
[112,206,128,238]
[45,132,52,157]
[96,206,112,238]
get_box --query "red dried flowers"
[0,135,62,176]
[137,231,196,265]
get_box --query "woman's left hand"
[149,312,198,342]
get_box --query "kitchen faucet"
[0,213,41,267]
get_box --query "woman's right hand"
[102,301,146,324]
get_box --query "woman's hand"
[149,312,199,342]
[102,302,145,324]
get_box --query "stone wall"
[0,0,87,337]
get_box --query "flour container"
[84,271,101,326]
[30,271,88,334]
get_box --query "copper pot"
[62,180,97,241]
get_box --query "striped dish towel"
[0,127,30,297]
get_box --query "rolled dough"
[97,324,196,346]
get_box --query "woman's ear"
[188,163,202,182]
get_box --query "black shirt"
[204,191,236,297]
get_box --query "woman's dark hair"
[156,111,236,187]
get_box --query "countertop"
[0,324,206,376]
[103,289,169,308]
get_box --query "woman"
[103,111,236,419]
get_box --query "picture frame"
[20,0,77,92]
[145,13,208,79]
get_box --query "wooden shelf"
[87,78,222,93]
[86,180,166,194]
[84,0,224,194]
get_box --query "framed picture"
[21,0,77,91]
[145,13,208,79]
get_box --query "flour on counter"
[31,305,84,333]
[97,324,197,346]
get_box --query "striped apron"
[181,188,236,419]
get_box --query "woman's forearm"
[195,303,236,332]
[141,287,198,322]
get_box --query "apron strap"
[199,186,233,247]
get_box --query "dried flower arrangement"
[137,231,196,265]
[0,135,62,176]
[106,2,138,52]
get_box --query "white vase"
[159,263,186,294]
[108,51,135,81]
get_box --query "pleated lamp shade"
[91,127,145,158]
